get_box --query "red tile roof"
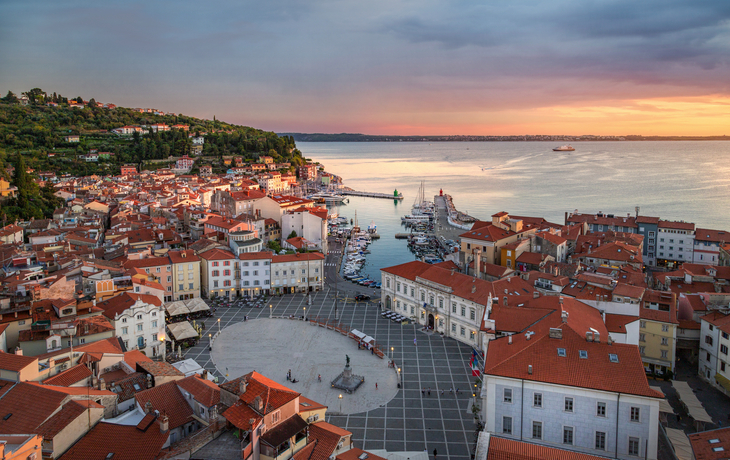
[57,420,168,460]
[304,421,352,460]
[487,435,612,460]
[659,220,695,231]
[701,310,730,334]
[42,363,92,386]
[135,380,193,429]
[336,448,388,460]
[124,349,152,368]
[176,374,220,407]
[0,351,37,372]
[199,247,236,261]
[0,382,67,434]
[96,292,162,319]
[694,228,730,243]
[689,426,730,460]
[167,249,200,264]
[489,307,554,333]
[36,400,90,440]
[605,314,638,333]
[460,224,516,243]
[272,252,325,263]
[485,321,661,398]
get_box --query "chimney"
[471,285,476,294]
[202,369,208,380]
[254,395,263,412]
[593,331,600,343]
[144,401,153,414]
[98,377,106,391]
[561,310,569,323]
[503,296,508,306]
[533,290,539,299]
[607,336,613,345]
[146,374,153,389]
[586,331,593,342]
[508,335,512,345]
[528,365,533,375]
[159,414,169,433]
[14,347,23,356]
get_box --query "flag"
[471,358,481,377]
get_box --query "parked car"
[355,294,371,301]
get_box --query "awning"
[649,386,674,414]
[362,336,375,344]
[166,301,190,316]
[185,298,210,313]
[167,321,198,340]
[714,373,730,393]
[665,428,694,460]
[351,329,366,340]
[672,380,713,423]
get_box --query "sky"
[1,0,730,136]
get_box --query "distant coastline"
[280,133,730,142]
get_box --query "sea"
[298,141,730,275]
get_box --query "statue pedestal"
[331,363,364,394]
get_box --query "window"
[122,327,128,335]
[564,397,573,412]
[709,324,714,331]
[630,407,640,422]
[151,320,157,328]
[156,267,161,273]
[137,314,142,320]
[706,335,714,346]
[609,353,619,363]
[661,350,668,359]
[439,298,443,308]
[137,324,143,332]
[723,332,729,340]
[532,421,542,439]
[429,295,434,306]
[721,344,728,355]
[420,292,425,301]
[214,280,219,288]
[557,348,566,357]
[722,362,726,372]
[597,402,606,417]
[595,432,606,450]
[410,287,414,297]
[179,284,183,291]
[533,393,542,408]
[460,326,465,336]
[470,309,475,320]
[212,270,219,277]
[640,346,645,355]
[122,318,127,323]
[640,320,646,328]
[502,416,512,434]
[224,269,230,276]
[461,306,466,317]
[640,333,646,342]
[451,323,456,332]
[563,426,574,445]
[661,337,668,346]
[397,282,401,292]
[579,350,588,359]
[503,388,512,403]
[167,276,171,282]
[662,324,669,332]
[271,410,281,425]
[629,437,640,456]
[452,303,456,313]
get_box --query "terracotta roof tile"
[689,426,730,460]
[36,400,90,440]
[135,380,193,429]
[42,363,92,386]
[0,352,37,372]
[57,420,168,460]
[487,435,612,460]
[0,382,67,434]
[176,374,220,407]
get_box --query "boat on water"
[309,192,348,204]
[552,145,575,152]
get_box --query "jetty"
[341,189,404,200]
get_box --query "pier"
[341,190,404,200]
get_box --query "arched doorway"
[428,314,435,330]
[385,296,392,309]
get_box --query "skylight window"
[579,350,588,359]
[712,447,724,452]
[557,348,566,357]
[133,383,141,391]
[609,354,619,363]
[709,439,720,444]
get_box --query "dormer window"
[579,350,588,359]
[557,348,566,357]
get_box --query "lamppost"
[390,347,394,360]
[339,394,343,413]
[208,333,212,351]
[159,333,166,362]
[269,304,272,318]
[217,318,221,335]
[303,307,306,321]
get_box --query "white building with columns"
[96,293,165,357]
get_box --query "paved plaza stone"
[184,289,478,460]
[211,318,397,414]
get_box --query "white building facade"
[238,252,272,296]
[199,248,238,299]
[270,253,325,294]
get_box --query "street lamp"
[269,304,272,318]
[217,318,221,334]
[208,333,212,351]
[390,347,394,360]
[303,307,306,321]
[159,333,166,362]
[339,394,343,413]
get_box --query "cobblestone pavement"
[182,289,478,460]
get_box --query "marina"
[341,189,404,200]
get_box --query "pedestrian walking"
[318,374,322,382]
[376,382,378,390]
[422,388,425,396]
[456,388,459,395]
[414,338,417,345]
[428,387,431,396]
[433,449,438,460]
[440,388,444,396]
[449,387,453,394]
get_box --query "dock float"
[342,190,404,200]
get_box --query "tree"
[267,240,282,253]
[287,230,298,239]
[88,98,97,108]
[2,91,19,103]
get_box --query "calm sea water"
[299,141,730,274]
